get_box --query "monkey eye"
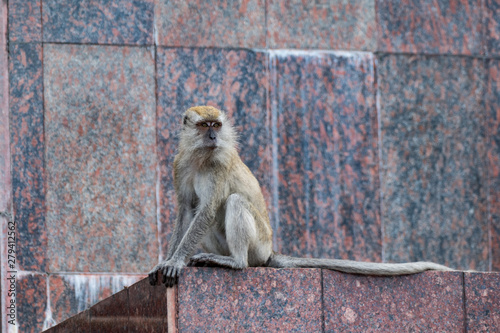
[202,123,208,127]
[213,123,220,128]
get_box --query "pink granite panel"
[178,267,322,332]
[487,59,500,271]
[378,54,488,270]
[376,0,483,55]
[485,0,500,56]
[49,274,143,326]
[465,272,500,331]
[270,52,380,261]
[128,278,168,332]
[8,0,41,42]
[9,42,47,271]
[155,0,265,48]
[43,44,157,272]
[90,289,129,332]
[323,270,464,332]
[17,273,47,333]
[42,0,154,45]
[268,0,376,51]
[156,48,270,257]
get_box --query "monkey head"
[180,106,236,152]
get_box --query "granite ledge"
[43,268,499,333]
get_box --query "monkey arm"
[149,199,220,287]
[165,204,193,261]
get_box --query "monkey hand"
[148,259,186,288]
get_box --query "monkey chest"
[193,172,229,203]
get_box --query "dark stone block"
[270,51,380,261]
[90,288,129,332]
[376,0,483,55]
[465,272,500,331]
[486,59,500,271]
[485,0,500,56]
[323,270,464,332]
[8,0,42,42]
[16,273,47,333]
[378,54,488,270]
[9,42,47,271]
[128,278,168,333]
[42,0,154,45]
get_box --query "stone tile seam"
[320,269,326,333]
[462,272,468,333]
[10,42,500,60]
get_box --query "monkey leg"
[189,194,256,269]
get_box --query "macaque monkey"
[149,106,451,287]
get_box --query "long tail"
[266,253,453,276]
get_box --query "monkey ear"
[183,116,187,125]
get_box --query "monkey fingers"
[148,270,159,285]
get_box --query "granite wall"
[0,0,499,331]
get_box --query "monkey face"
[196,121,222,149]
[180,106,237,153]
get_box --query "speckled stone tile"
[487,59,500,271]
[323,270,464,332]
[178,267,322,332]
[378,54,488,270]
[465,272,500,331]
[0,0,10,212]
[9,42,47,272]
[8,0,42,43]
[376,0,483,55]
[156,48,270,257]
[49,274,143,326]
[42,0,154,45]
[485,0,500,56]
[45,310,90,333]
[16,273,47,333]
[267,0,376,51]
[90,288,129,332]
[43,44,157,272]
[128,278,168,332]
[270,51,380,261]
[155,0,265,48]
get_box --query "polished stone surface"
[128,278,169,332]
[44,44,157,272]
[485,0,500,56]
[323,270,464,331]
[270,51,381,261]
[378,54,488,271]
[487,59,500,271]
[268,0,376,50]
[9,42,47,272]
[376,0,483,55]
[8,0,41,42]
[16,273,47,333]
[155,0,265,48]
[42,0,154,45]
[464,272,500,332]
[177,267,323,332]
